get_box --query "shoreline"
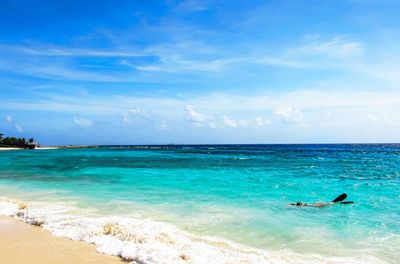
[0,147,59,151]
[0,216,124,264]
[0,147,23,151]
[0,195,383,264]
[35,146,60,150]
[0,196,280,264]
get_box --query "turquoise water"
[1,145,399,263]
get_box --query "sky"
[1,0,400,145]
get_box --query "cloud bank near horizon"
[2,88,400,144]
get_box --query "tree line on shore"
[0,132,36,149]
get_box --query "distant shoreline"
[0,147,60,151]
[2,143,399,152]
[0,147,23,151]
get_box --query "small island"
[0,133,37,150]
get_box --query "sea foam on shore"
[0,197,385,264]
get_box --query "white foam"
[0,197,387,264]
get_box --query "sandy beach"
[34,147,59,150]
[0,147,23,151]
[0,216,125,264]
[0,147,59,151]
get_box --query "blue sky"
[1,0,400,144]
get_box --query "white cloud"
[222,115,239,128]
[185,105,209,123]
[185,106,271,130]
[156,120,169,130]
[73,117,92,128]
[316,111,349,128]
[123,108,153,122]
[364,114,400,127]
[5,115,23,132]
[129,108,144,115]
[122,107,167,129]
[366,114,379,122]
[5,115,12,123]
[254,117,271,126]
[123,116,129,123]
[3,89,400,117]
[2,89,400,141]
[222,116,271,128]
[273,106,304,124]
[383,115,400,127]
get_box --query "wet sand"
[0,216,125,264]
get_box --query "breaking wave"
[0,197,386,264]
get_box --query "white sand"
[0,147,23,151]
[0,216,124,264]
[34,147,59,150]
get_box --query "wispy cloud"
[5,115,12,123]
[73,117,92,128]
[175,0,208,13]
[2,89,400,116]
[4,115,23,132]
[365,114,400,127]
[222,115,271,128]
[254,56,306,68]
[294,37,363,59]
[0,44,149,58]
[121,108,162,128]
[135,57,244,73]
[15,125,23,132]
[1,33,396,86]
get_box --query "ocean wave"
[0,197,386,264]
[234,157,250,160]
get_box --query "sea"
[0,144,399,264]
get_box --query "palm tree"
[0,133,37,149]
